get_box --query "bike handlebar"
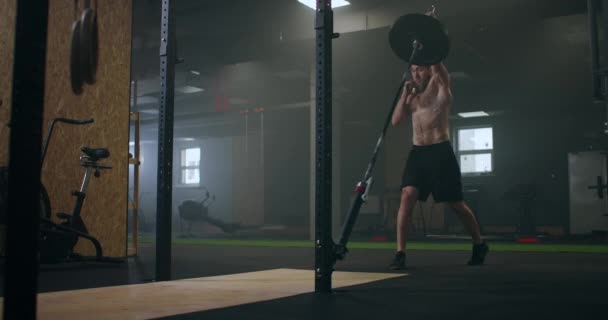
[42,117,95,165]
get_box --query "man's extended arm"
[392,81,416,126]
[431,63,450,87]
[426,6,450,87]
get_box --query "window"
[180,147,200,185]
[456,127,493,175]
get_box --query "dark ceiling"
[132,0,587,75]
[130,0,591,139]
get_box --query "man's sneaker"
[389,251,406,270]
[467,242,489,265]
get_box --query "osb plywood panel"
[42,0,132,257]
[0,0,16,166]
[0,269,405,320]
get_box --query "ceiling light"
[458,111,489,118]
[176,86,204,94]
[298,0,350,10]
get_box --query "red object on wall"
[214,68,230,112]
[214,95,229,112]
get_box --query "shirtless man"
[388,10,488,270]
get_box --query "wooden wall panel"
[41,0,132,257]
[0,0,16,166]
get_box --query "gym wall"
[0,0,133,257]
[232,136,265,226]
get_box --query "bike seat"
[81,147,110,161]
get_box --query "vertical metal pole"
[588,0,603,101]
[130,81,140,255]
[605,103,608,135]
[603,151,608,215]
[602,1,608,101]
[245,110,249,168]
[315,0,336,293]
[260,111,264,166]
[309,64,316,241]
[130,80,138,108]
[156,0,176,281]
[3,1,49,319]
[133,111,140,254]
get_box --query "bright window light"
[298,0,350,10]
[181,148,200,185]
[456,126,494,175]
[460,153,492,173]
[458,111,489,118]
[458,127,493,151]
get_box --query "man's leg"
[447,201,482,244]
[448,200,488,265]
[389,186,419,270]
[436,142,488,264]
[397,186,419,251]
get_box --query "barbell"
[389,13,450,65]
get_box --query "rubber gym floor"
[1,239,607,319]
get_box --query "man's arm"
[431,63,450,87]
[391,81,415,126]
[426,6,450,88]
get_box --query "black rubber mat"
[1,244,607,319]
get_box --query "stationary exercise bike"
[0,117,121,263]
[37,117,123,263]
[39,147,119,263]
[1,118,87,256]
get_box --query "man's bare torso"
[409,76,452,146]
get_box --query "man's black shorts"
[401,141,463,203]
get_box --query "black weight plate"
[389,13,450,65]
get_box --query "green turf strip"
[133,237,608,253]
